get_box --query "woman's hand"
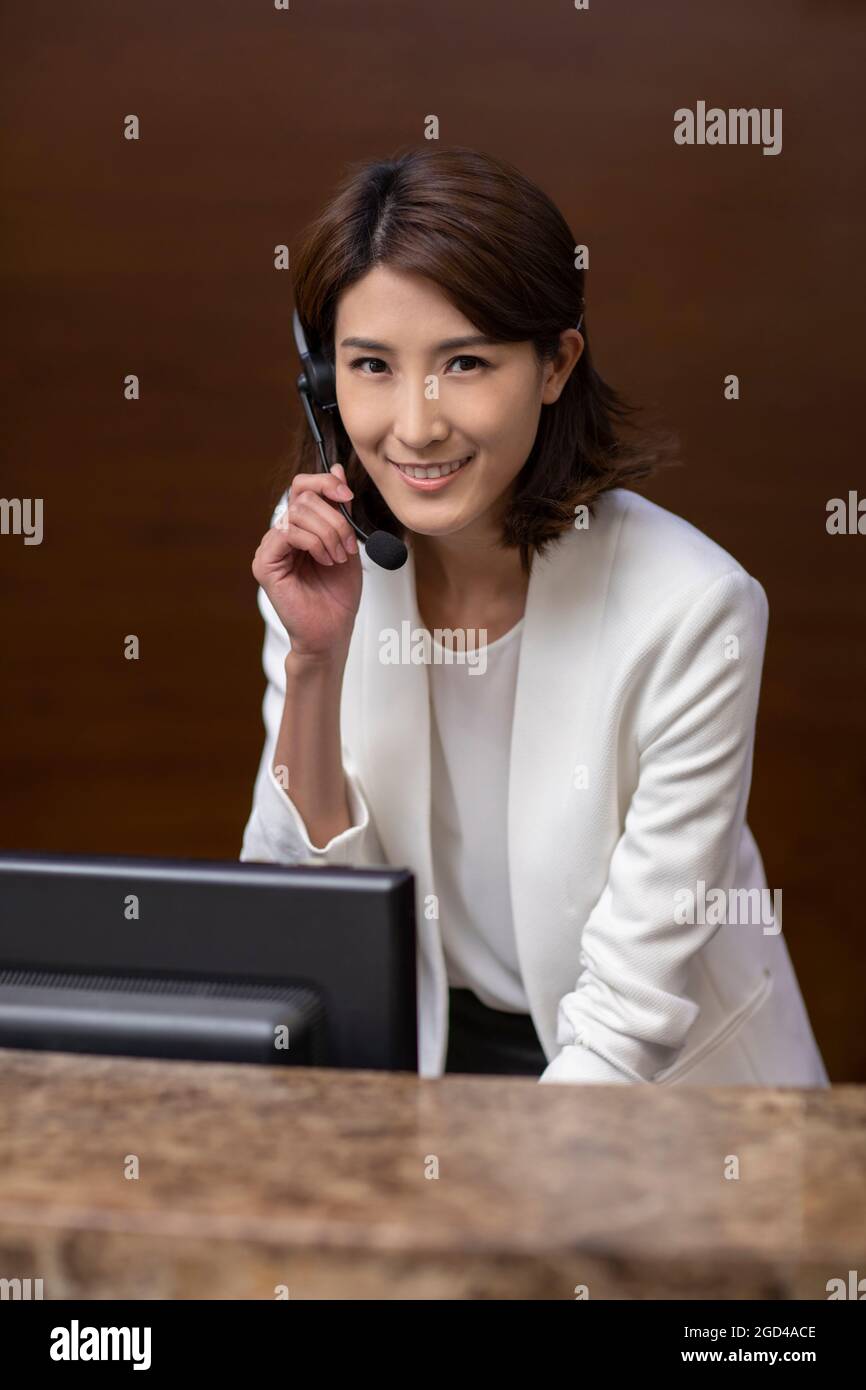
[251,463,363,658]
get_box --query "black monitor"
[0,851,417,1071]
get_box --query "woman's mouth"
[388,453,475,492]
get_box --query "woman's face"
[333,266,582,542]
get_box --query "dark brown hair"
[285,145,677,574]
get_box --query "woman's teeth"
[394,455,472,479]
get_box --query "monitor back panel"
[0,853,418,1071]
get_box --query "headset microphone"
[292,306,586,573]
[292,309,408,571]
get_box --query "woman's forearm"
[273,649,352,848]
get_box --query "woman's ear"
[541,328,584,405]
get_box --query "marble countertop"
[0,1048,863,1299]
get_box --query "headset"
[292,308,407,571]
[292,305,585,572]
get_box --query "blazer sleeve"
[239,580,388,869]
[539,569,770,1086]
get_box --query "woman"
[241,146,828,1087]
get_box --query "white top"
[427,620,530,1012]
[274,616,531,1015]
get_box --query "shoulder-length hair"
[284,144,676,574]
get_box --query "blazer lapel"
[507,508,623,1058]
[344,542,446,1075]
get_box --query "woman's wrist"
[284,646,349,680]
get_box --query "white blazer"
[241,486,829,1088]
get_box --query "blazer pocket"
[652,968,774,1085]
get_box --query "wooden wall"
[1,1,862,1078]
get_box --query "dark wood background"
[1,1,863,1078]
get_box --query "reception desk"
[0,1048,863,1300]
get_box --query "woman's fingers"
[330,462,352,507]
[288,489,358,563]
[278,518,337,567]
[291,466,353,511]
[252,468,358,582]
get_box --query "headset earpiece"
[291,304,409,570]
[292,308,338,410]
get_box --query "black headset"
[293,308,407,570]
[292,306,585,572]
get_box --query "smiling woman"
[241,145,829,1090]
[286,145,667,581]
[332,262,587,555]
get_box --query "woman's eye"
[350,357,389,374]
[447,355,487,374]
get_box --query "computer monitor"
[0,851,417,1071]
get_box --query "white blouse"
[274,618,531,1015]
[427,620,530,1013]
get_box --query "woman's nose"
[391,378,448,449]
